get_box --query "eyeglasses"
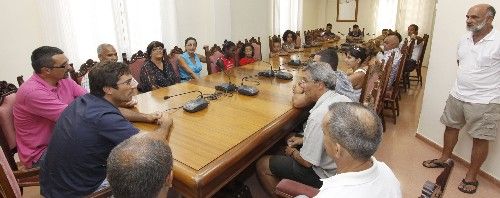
[299,77,316,85]
[352,46,362,52]
[116,78,136,87]
[50,62,71,69]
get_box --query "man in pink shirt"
[13,46,87,168]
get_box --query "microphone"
[258,61,275,77]
[214,58,237,92]
[275,66,293,80]
[163,90,209,113]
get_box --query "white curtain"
[273,0,303,36]
[37,0,176,70]
[375,0,399,34]
[395,0,436,36]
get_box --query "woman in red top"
[217,41,236,71]
[239,43,256,66]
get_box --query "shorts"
[269,155,322,188]
[440,95,500,140]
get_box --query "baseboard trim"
[415,133,500,188]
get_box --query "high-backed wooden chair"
[269,35,282,55]
[69,59,97,85]
[0,146,40,198]
[420,159,454,198]
[16,76,24,87]
[245,37,262,60]
[128,50,147,81]
[409,34,429,86]
[203,44,223,74]
[384,39,409,124]
[167,46,184,80]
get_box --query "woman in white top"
[344,46,369,100]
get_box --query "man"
[13,46,87,168]
[423,4,499,194]
[315,102,401,197]
[377,32,402,87]
[322,23,340,41]
[40,62,174,197]
[313,48,357,102]
[107,135,173,198]
[403,24,425,85]
[256,62,351,196]
[80,43,119,92]
[346,24,364,43]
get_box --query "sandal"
[458,179,479,194]
[422,159,447,168]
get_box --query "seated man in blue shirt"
[40,62,174,197]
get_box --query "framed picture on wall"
[337,0,358,22]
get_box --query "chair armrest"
[13,167,39,179]
[86,186,113,198]
[275,179,319,198]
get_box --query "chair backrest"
[420,159,454,198]
[16,76,24,87]
[203,44,223,75]
[417,34,430,67]
[389,39,409,99]
[0,92,18,171]
[295,31,302,48]
[268,35,282,54]
[245,37,262,60]
[361,52,395,113]
[0,146,21,198]
[128,50,147,81]
[167,46,184,80]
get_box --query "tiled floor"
[22,68,500,197]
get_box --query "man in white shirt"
[314,102,401,198]
[403,24,425,86]
[423,4,499,194]
[256,62,351,196]
[81,44,119,92]
[377,32,402,87]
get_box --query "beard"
[466,19,486,32]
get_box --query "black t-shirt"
[40,94,138,197]
[348,29,363,37]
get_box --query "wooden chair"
[420,159,454,198]
[16,76,24,87]
[384,39,409,124]
[268,35,282,56]
[0,146,40,198]
[245,37,262,60]
[275,179,319,198]
[128,50,147,81]
[203,44,223,74]
[0,84,17,171]
[121,52,128,64]
[409,34,429,86]
[295,31,302,48]
[69,59,97,85]
[166,46,184,81]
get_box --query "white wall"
[0,0,43,84]
[418,0,500,180]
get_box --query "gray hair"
[96,43,113,55]
[305,61,337,90]
[487,5,496,18]
[326,102,382,161]
[107,135,173,198]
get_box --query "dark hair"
[31,46,64,74]
[409,24,419,32]
[185,37,197,46]
[388,32,402,43]
[316,48,339,71]
[107,136,173,198]
[487,5,496,18]
[353,24,359,29]
[282,30,297,42]
[222,40,236,56]
[272,37,281,43]
[347,46,368,63]
[146,41,165,59]
[89,62,131,97]
[326,23,332,27]
[305,62,337,90]
[326,102,382,161]
[239,43,254,58]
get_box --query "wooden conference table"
[131,41,339,198]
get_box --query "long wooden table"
[132,61,309,197]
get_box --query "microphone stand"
[214,59,237,92]
[258,61,275,77]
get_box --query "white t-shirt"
[452,30,500,104]
[314,157,402,198]
[300,90,351,178]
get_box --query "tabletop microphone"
[258,61,275,77]
[214,59,237,92]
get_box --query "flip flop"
[458,179,479,194]
[422,159,447,168]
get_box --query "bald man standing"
[423,4,499,194]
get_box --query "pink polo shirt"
[13,74,86,168]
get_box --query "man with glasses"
[256,62,351,196]
[40,62,174,197]
[13,46,87,168]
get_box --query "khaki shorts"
[440,95,500,140]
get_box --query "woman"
[138,41,178,93]
[282,30,297,52]
[344,45,373,100]
[178,37,207,82]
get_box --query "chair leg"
[396,99,400,116]
[416,67,422,86]
[391,102,397,124]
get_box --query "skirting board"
[415,133,500,188]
